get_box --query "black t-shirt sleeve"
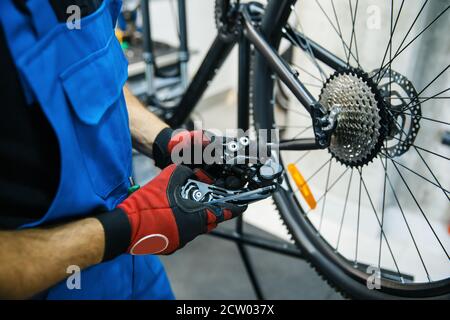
[49,0,104,22]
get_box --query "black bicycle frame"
[166,1,346,151]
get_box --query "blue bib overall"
[0,0,174,299]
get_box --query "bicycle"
[137,0,450,299]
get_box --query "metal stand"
[236,36,264,300]
[209,225,305,300]
[209,36,305,300]
[140,0,189,105]
[177,0,189,89]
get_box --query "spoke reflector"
[288,163,317,210]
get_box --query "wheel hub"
[319,69,387,167]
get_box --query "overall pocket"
[61,36,131,199]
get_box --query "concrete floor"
[160,221,342,300]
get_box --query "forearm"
[124,85,169,157]
[0,217,104,299]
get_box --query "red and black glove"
[96,164,246,258]
[152,128,245,189]
[152,128,210,169]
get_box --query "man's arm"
[124,86,169,158]
[0,218,104,299]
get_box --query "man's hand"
[152,128,211,169]
[123,85,216,170]
[0,218,105,299]
[124,86,170,158]
[118,164,246,255]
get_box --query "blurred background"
[120,0,449,299]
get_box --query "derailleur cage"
[311,102,339,148]
[180,136,283,206]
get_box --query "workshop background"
[125,0,449,299]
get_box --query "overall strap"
[0,0,38,104]
[26,0,59,39]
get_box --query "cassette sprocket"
[319,69,388,167]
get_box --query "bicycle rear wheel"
[253,0,450,299]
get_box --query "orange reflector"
[287,163,317,210]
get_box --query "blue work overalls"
[0,0,174,299]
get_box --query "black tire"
[253,0,450,299]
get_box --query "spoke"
[291,125,314,140]
[282,29,327,80]
[293,150,312,164]
[290,62,323,83]
[384,113,450,163]
[385,112,450,236]
[378,158,431,281]
[414,147,450,201]
[354,168,362,265]
[336,169,353,250]
[380,152,450,195]
[389,160,450,259]
[375,0,405,83]
[319,159,333,231]
[291,157,332,194]
[376,4,450,83]
[276,124,311,129]
[283,29,327,81]
[389,113,449,264]
[401,87,450,112]
[358,169,404,282]
[285,107,312,119]
[330,0,348,58]
[372,0,429,81]
[414,145,450,161]
[389,136,450,161]
[347,0,360,67]
[401,64,450,111]
[290,6,328,81]
[300,82,323,88]
[307,167,350,215]
[378,142,389,269]
[346,0,354,65]
[384,115,450,190]
[388,0,394,109]
[314,0,359,66]
[392,96,450,100]
[401,114,450,126]
[305,157,332,184]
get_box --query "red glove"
[117,164,246,255]
[152,128,210,169]
[151,128,245,189]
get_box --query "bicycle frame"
[162,1,347,150]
